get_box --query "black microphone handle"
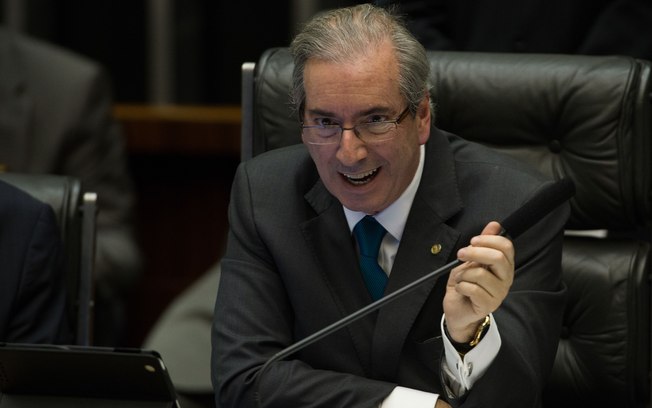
[254,178,575,402]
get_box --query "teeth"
[343,168,378,185]
[347,169,376,180]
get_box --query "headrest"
[428,51,652,230]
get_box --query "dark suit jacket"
[0,180,68,343]
[0,28,140,301]
[213,128,569,407]
[379,0,652,61]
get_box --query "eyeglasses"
[301,106,411,145]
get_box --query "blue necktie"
[353,215,388,300]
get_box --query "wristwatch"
[445,315,491,356]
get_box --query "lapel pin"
[430,243,442,255]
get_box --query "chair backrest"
[0,173,97,346]
[241,47,652,407]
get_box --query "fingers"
[479,220,502,236]
[447,221,515,315]
[446,268,508,320]
[458,221,514,272]
[457,243,513,279]
[451,265,508,314]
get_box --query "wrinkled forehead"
[302,45,402,113]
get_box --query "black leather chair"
[0,173,97,346]
[241,48,652,407]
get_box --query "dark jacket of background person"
[378,0,652,60]
[0,27,142,345]
[0,179,69,343]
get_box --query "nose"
[336,128,368,165]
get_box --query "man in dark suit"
[212,4,568,407]
[376,0,652,61]
[0,27,141,345]
[0,179,68,343]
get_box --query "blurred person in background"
[0,26,142,346]
[0,178,69,344]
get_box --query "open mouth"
[342,168,380,185]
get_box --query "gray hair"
[289,3,432,118]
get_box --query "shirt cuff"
[380,386,439,407]
[441,314,501,393]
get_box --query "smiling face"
[302,41,431,214]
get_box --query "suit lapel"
[372,131,464,379]
[301,179,377,375]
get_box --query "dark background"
[0,0,359,104]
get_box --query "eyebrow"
[305,106,393,118]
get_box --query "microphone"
[255,177,575,398]
[498,177,575,240]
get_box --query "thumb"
[480,221,502,236]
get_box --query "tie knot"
[353,215,387,257]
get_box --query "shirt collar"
[344,144,425,240]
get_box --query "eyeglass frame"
[300,106,412,145]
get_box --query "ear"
[416,94,432,145]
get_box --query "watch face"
[469,315,491,347]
